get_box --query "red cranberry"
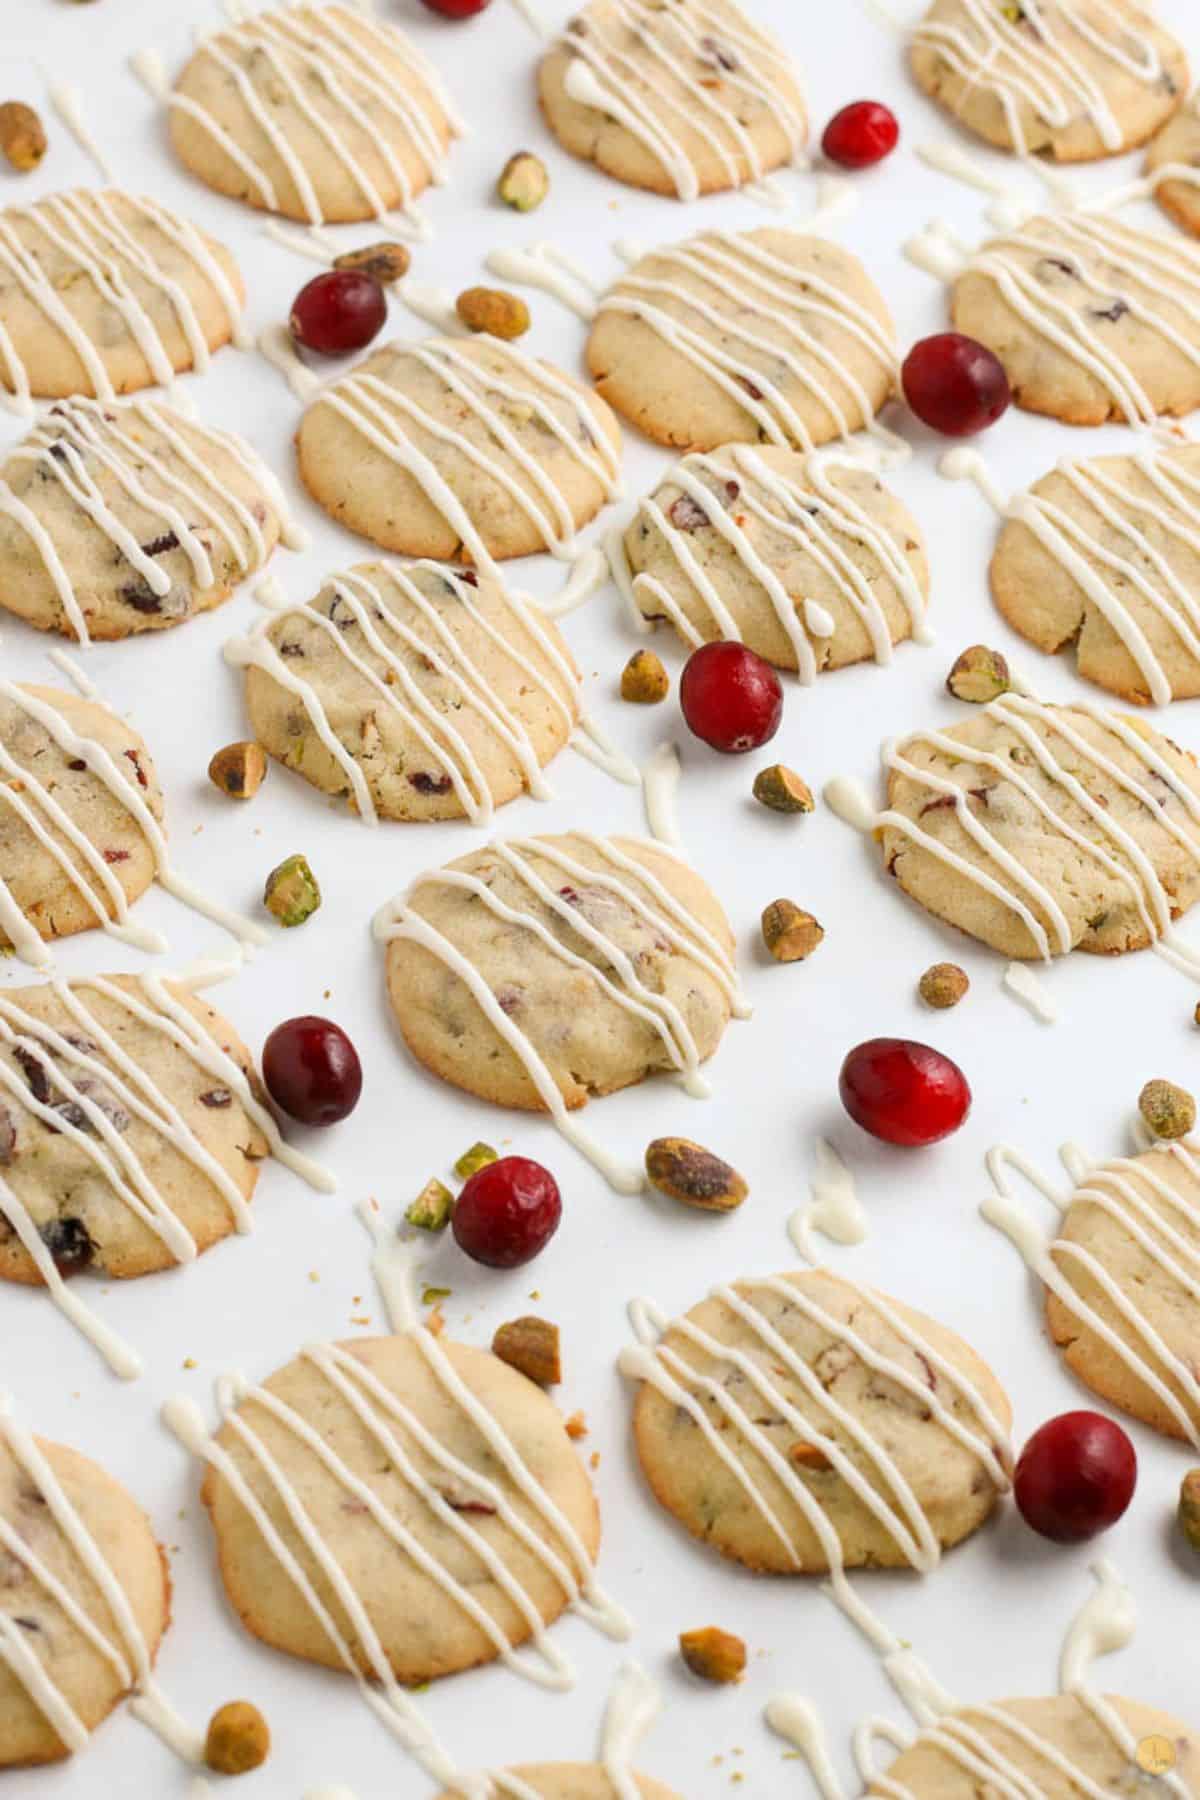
[419,0,492,14]
[822,100,899,170]
[1014,1411,1137,1544]
[901,332,1011,437]
[452,1156,561,1269]
[262,1016,362,1126]
[839,1038,970,1146]
[289,270,386,357]
[679,641,783,754]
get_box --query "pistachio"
[405,1178,454,1231]
[492,1315,562,1385]
[752,763,814,814]
[205,1701,270,1775]
[208,741,268,801]
[946,644,1011,704]
[456,286,530,341]
[1138,1078,1196,1142]
[761,899,824,963]
[1179,1469,1200,1553]
[1194,1000,1200,1030]
[789,1440,833,1471]
[263,854,321,928]
[918,962,969,1010]
[497,150,550,211]
[644,1137,748,1212]
[0,102,47,173]
[333,241,411,284]
[453,1141,498,1179]
[679,1626,746,1685]
[620,648,669,704]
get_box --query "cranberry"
[679,641,783,754]
[901,332,1011,437]
[452,1156,561,1269]
[262,1016,362,1126]
[289,270,386,357]
[418,0,492,14]
[1014,1411,1137,1544]
[822,100,899,170]
[839,1038,970,1146]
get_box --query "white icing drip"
[916,141,1034,232]
[47,84,116,183]
[395,279,462,333]
[485,243,600,322]
[643,742,683,848]
[789,1138,867,1260]
[570,713,643,788]
[822,773,877,832]
[540,546,609,618]
[766,1696,846,1800]
[1002,961,1059,1024]
[46,650,96,697]
[258,322,322,400]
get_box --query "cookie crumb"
[492,1315,562,1385]
[0,102,47,172]
[918,962,969,1009]
[205,1701,270,1775]
[644,1137,747,1213]
[1138,1078,1195,1141]
[752,764,813,814]
[498,150,550,211]
[1180,1469,1200,1552]
[208,741,267,800]
[454,1141,498,1179]
[679,1626,746,1685]
[946,644,1011,704]
[761,900,824,963]
[182,1357,197,1371]
[406,1178,454,1231]
[456,286,530,340]
[620,649,670,704]
[565,1410,587,1439]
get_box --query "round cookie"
[0,396,290,643]
[0,190,244,404]
[0,685,163,955]
[438,1770,678,1800]
[0,974,267,1285]
[910,0,1188,163]
[200,1334,601,1685]
[538,0,806,200]
[990,441,1200,706]
[383,833,738,1112]
[623,445,928,674]
[628,1268,1011,1576]
[295,337,623,565]
[876,694,1200,962]
[949,213,1200,427]
[167,3,461,225]
[586,228,896,453]
[0,1424,169,1768]
[237,561,580,824]
[1146,93,1200,238]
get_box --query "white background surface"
[2,0,1199,1795]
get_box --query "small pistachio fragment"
[456,286,531,340]
[1138,1078,1196,1142]
[263,854,321,928]
[644,1137,748,1212]
[0,102,47,173]
[208,740,268,801]
[679,1626,746,1685]
[946,644,1011,704]
[205,1701,270,1775]
[620,648,669,704]
[454,1140,498,1179]
[761,899,824,963]
[333,241,411,284]
[1179,1469,1200,1553]
[1194,1000,1200,1029]
[498,150,550,211]
[752,763,814,814]
[492,1315,562,1385]
[789,1439,833,1471]
[406,1178,454,1231]
[918,962,969,1010]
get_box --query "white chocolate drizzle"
[485,243,601,323]
[1001,961,1059,1024]
[643,742,684,849]
[47,84,117,184]
[789,1139,867,1259]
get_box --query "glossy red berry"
[419,0,492,14]
[289,270,387,357]
[822,100,899,170]
[1014,1411,1137,1544]
[452,1156,562,1269]
[679,641,783,754]
[839,1038,970,1146]
[901,332,1011,437]
[262,1016,363,1126]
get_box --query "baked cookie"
[538,0,806,200]
[195,1334,602,1685]
[0,396,293,644]
[910,0,1187,162]
[380,833,739,1112]
[623,445,928,675]
[949,212,1200,426]
[586,229,896,453]
[0,190,245,406]
[165,3,462,226]
[1146,92,1200,238]
[295,337,623,568]
[874,694,1200,962]
[234,560,580,824]
[437,1770,677,1800]
[0,1412,170,1767]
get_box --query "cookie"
[624,1267,1011,1575]
[295,336,623,568]
[537,0,806,200]
[437,1770,677,1800]
[0,1410,170,1768]
[381,833,739,1113]
[910,0,1187,162]
[166,3,462,227]
[234,560,580,824]
[874,694,1200,962]
[586,229,896,454]
[1146,93,1200,238]
[949,212,1200,426]
[623,445,928,675]
[0,396,294,643]
[0,190,245,406]
[195,1333,602,1686]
